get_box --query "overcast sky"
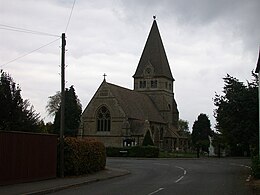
[1,0,259,131]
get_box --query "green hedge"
[106,146,159,158]
[252,156,260,179]
[60,137,106,176]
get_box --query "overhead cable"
[0,24,60,37]
[1,38,60,68]
[65,0,76,33]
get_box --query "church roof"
[106,82,165,123]
[133,19,174,80]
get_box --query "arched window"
[97,106,111,131]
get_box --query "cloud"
[1,0,259,131]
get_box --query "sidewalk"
[0,167,130,195]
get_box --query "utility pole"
[255,47,260,159]
[60,33,66,178]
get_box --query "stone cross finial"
[103,73,107,81]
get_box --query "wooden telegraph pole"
[60,33,66,178]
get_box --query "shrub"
[251,156,260,179]
[142,131,154,146]
[59,137,106,176]
[106,146,159,158]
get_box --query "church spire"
[133,18,174,81]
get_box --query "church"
[79,18,188,151]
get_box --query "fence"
[0,131,57,185]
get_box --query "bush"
[106,146,159,158]
[142,131,154,146]
[59,137,106,176]
[252,156,260,179]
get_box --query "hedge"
[58,137,106,176]
[106,146,159,158]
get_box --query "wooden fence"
[0,131,57,185]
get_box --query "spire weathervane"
[153,15,156,20]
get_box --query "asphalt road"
[54,158,253,195]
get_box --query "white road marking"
[148,187,164,195]
[229,162,251,182]
[175,166,187,183]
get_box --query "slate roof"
[106,82,165,124]
[133,19,174,80]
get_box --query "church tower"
[133,18,179,127]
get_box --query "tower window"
[97,106,111,131]
[151,80,157,88]
[139,80,146,88]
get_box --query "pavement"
[0,167,130,195]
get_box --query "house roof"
[106,82,165,123]
[133,19,174,81]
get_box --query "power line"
[1,38,60,68]
[0,24,60,37]
[65,0,76,33]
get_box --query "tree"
[52,85,82,136]
[0,70,41,132]
[142,130,154,146]
[191,113,212,158]
[178,119,189,132]
[214,73,258,156]
[46,91,61,116]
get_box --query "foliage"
[46,92,61,117]
[159,151,197,158]
[178,119,189,132]
[129,146,159,157]
[251,156,260,179]
[191,113,212,157]
[0,70,41,132]
[52,86,82,136]
[59,137,106,176]
[142,130,154,146]
[214,73,258,156]
[106,146,159,158]
[178,119,191,137]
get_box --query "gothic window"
[97,106,111,131]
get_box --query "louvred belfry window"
[97,106,111,131]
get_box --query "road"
[54,158,253,195]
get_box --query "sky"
[1,0,259,131]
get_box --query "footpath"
[0,167,130,195]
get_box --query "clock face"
[145,68,151,74]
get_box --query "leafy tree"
[46,91,61,116]
[0,70,41,132]
[52,85,82,136]
[178,119,189,132]
[178,119,190,136]
[214,73,258,156]
[191,113,212,158]
[142,130,154,146]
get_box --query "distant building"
[79,19,188,151]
